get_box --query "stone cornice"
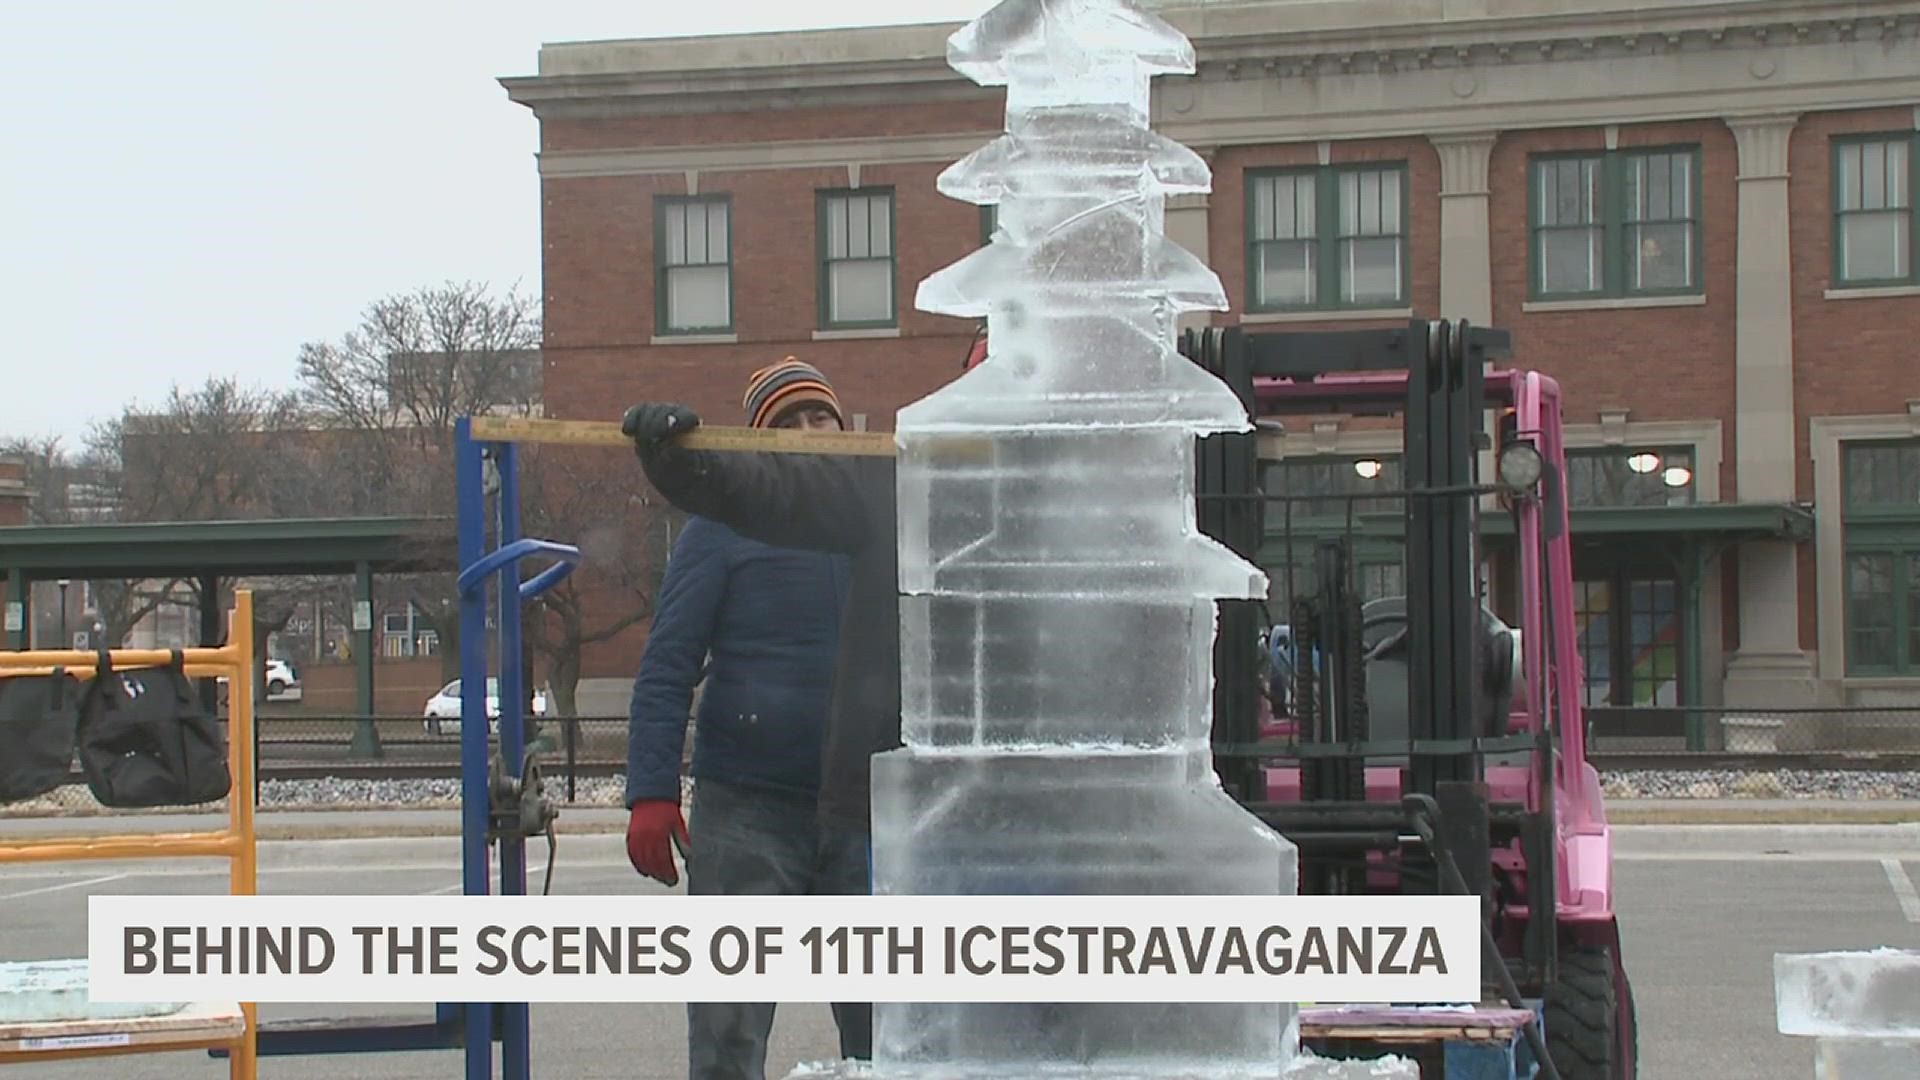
[1181,3,1920,78]
[501,2,1920,121]
[499,62,998,120]
[538,131,1001,178]
[534,36,1920,179]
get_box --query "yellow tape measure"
[468,416,899,457]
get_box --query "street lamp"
[56,579,70,647]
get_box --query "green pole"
[199,574,223,715]
[1684,543,1707,751]
[350,561,384,758]
[3,568,27,650]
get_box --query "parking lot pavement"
[3,828,1917,1078]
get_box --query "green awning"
[1491,502,1815,541]
[0,517,456,580]
[1259,502,1814,546]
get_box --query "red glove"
[627,799,690,886]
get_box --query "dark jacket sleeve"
[639,444,872,555]
[625,517,730,807]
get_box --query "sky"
[0,0,1002,449]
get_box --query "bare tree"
[1,433,184,646]
[295,280,540,510]
[518,446,681,719]
[293,280,543,677]
[3,436,80,523]
[91,376,304,524]
[75,377,319,645]
[2,378,325,647]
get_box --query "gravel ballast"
[4,770,1917,819]
[1600,769,1920,801]
[0,776,662,817]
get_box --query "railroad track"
[254,761,626,783]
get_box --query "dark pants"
[685,778,872,1080]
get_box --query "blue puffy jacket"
[624,515,850,807]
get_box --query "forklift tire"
[1544,946,1635,1079]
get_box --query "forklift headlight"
[1498,442,1544,492]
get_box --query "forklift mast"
[1188,318,1510,806]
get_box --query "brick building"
[503,0,1920,725]
[0,456,27,527]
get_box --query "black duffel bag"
[0,669,80,804]
[76,648,231,808]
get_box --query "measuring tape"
[468,416,899,457]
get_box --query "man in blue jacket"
[623,359,863,1080]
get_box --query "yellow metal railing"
[0,589,258,1077]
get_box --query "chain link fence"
[9,703,1918,821]
[1589,705,1920,758]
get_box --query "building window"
[382,609,412,659]
[381,604,439,659]
[1575,575,1683,707]
[1265,555,1405,629]
[818,189,896,328]
[1258,455,1406,624]
[1261,455,1404,520]
[1832,135,1917,288]
[1566,446,1698,507]
[655,196,732,334]
[1247,164,1408,312]
[1842,439,1920,675]
[1529,147,1701,300]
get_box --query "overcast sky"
[0,0,999,448]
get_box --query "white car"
[422,678,550,737]
[216,658,301,702]
[263,658,299,700]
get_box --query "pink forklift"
[1189,318,1636,1079]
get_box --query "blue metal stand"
[454,418,581,1080]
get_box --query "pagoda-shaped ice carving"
[872,0,1302,1075]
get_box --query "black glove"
[620,403,700,458]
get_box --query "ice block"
[782,1056,1419,1080]
[0,959,186,1024]
[779,1053,1428,1076]
[1775,950,1920,1039]
[1814,1037,1920,1080]
[1281,1052,1421,1079]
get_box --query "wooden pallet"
[1301,1005,1542,1078]
[1302,1005,1537,1042]
[0,1000,245,1062]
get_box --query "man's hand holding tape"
[621,403,701,455]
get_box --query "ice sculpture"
[884,0,1299,1075]
[1776,951,1920,1078]
[777,2,1429,1077]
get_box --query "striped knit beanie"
[742,357,844,429]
